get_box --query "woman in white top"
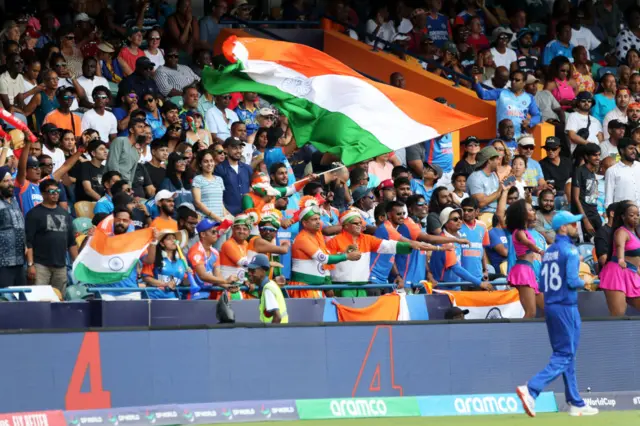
[22,58,43,105]
[366,5,395,49]
[511,154,528,199]
[144,29,165,72]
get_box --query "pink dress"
[599,227,640,298]
[507,229,540,293]
[551,78,575,111]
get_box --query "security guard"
[248,254,288,324]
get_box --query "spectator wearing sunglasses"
[144,29,165,71]
[565,91,604,154]
[205,94,239,142]
[118,56,161,102]
[516,135,547,190]
[57,25,83,78]
[49,53,84,112]
[81,86,117,142]
[155,47,200,98]
[25,178,77,292]
[43,87,82,138]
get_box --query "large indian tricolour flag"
[434,289,525,319]
[202,36,484,166]
[73,227,153,284]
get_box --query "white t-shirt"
[599,139,619,161]
[565,112,603,152]
[571,27,601,58]
[76,75,111,104]
[23,79,35,105]
[138,145,152,164]
[0,71,24,105]
[42,145,66,173]
[144,49,165,71]
[204,107,239,141]
[81,109,118,142]
[490,47,517,69]
[366,19,396,48]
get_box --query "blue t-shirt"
[426,13,451,48]
[591,93,616,123]
[460,221,489,279]
[410,179,435,204]
[523,157,544,187]
[369,221,398,283]
[467,170,500,213]
[424,134,453,173]
[113,108,129,137]
[16,180,42,216]
[474,85,542,139]
[430,239,463,286]
[543,40,575,66]
[487,227,509,272]
[94,195,114,215]
[276,211,299,280]
[396,220,427,287]
[264,147,299,211]
[234,104,259,135]
[143,256,186,299]
[146,110,166,140]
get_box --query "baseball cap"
[608,119,626,129]
[543,136,560,149]
[461,136,479,145]
[476,146,500,167]
[352,186,373,203]
[516,27,536,40]
[178,202,198,214]
[247,253,271,270]
[196,218,220,234]
[154,189,176,204]
[40,123,62,133]
[72,217,93,235]
[376,179,394,192]
[135,56,154,70]
[524,74,539,85]
[434,97,447,104]
[224,136,245,147]
[551,211,583,231]
[127,26,143,37]
[74,13,92,22]
[258,107,275,117]
[439,206,462,226]
[444,306,469,320]
[423,161,444,179]
[518,135,535,146]
[576,91,594,101]
[26,157,39,168]
[492,27,511,41]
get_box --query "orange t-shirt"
[151,216,178,232]
[43,110,82,137]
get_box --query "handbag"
[576,115,591,140]
[216,290,236,323]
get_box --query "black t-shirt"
[132,164,153,199]
[145,162,166,190]
[540,156,572,194]
[454,159,476,176]
[594,224,612,260]
[75,161,105,202]
[25,205,75,267]
[571,165,600,224]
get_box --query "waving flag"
[73,227,153,284]
[202,36,484,166]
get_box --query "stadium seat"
[478,212,494,230]
[499,261,508,275]
[75,201,96,219]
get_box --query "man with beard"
[534,189,557,245]
[0,165,26,287]
[512,28,538,74]
[246,211,290,283]
[43,87,82,138]
[16,137,82,215]
[234,92,260,136]
[106,118,145,183]
[430,206,494,291]
[372,180,395,214]
[351,186,376,229]
[40,124,66,173]
[603,88,630,140]
[215,137,252,215]
[600,119,626,162]
[177,203,200,251]
[566,91,604,153]
[497,119,518,155]
[604,137,640,207]
[394,177,412,205]
[151,190,178,231]
[205,94,239,142]
[274,196,298,281]
[625,102,640,138]
[571,143,602,241]
[468,146,502,213]
[220,214,254,300]
[327,209,435,297]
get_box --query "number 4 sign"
[65,332,112,410]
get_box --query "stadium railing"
[0,288,32,301]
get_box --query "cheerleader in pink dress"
[599,202,640,316]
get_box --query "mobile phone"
[504,175,516,186]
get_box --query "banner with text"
[555,391,640,412]
[0,411,66,426]
[296,397,420,420]
[418,392,557,416]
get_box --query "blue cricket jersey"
[396,219,427,287]
[264,147,300,211]
[142,255,187,299]
[543,40,575,66]
[276,211,299,280]
[369,221,400,283]
[460,220,490,279]
[487,227,509,271]
[474,85,542,139]
[424,134,454,173]
[540,234,584,305]
[426,12,451,48]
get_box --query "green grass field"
[214,411,640,426]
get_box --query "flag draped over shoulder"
[202,36,484,166]
[333,293,411,322]
[434,289,525,319]
[72,227,153,284]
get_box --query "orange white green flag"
[434,289,525,319]
[72,227,153,284]
[202,36,484,166]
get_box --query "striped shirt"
[192,174,225,218]
[154,65,200,97]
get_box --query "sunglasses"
[259,226,278,232]
[166,54,179,58]
[521,145,535,150]
[466,142,480,147]
[46,188,61,194]
[449,216,462,222]
[149,36,160,41]
[213,149,225,155]
[144,98,154,103]
[415,202,426,206]
[169,126,181,132]
[221,95,232,100]
[62,95,75,100]
[39,162,52,167]
[55,62,67,67]
[95,94,109,100]
[545,146,560,151]
[559,69,570,73]
[64,35,75,40]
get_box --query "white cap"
[154,189,176,204]
[517,134,535,146]
[439,207,462,227]
[75,13,92,22]
[5,148,14,158]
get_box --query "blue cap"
[552,211,583,231]
[196,218,220,234]
[247,254,271,270]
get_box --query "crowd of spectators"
[0,0,639,317]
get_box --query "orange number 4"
[351,325,403,397]
[65,332,112,410]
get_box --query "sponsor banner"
[0,411,66,426]
[555,391,640,412]
[64,400,298,426]
[417,392,557,416]
[296,397,420,420]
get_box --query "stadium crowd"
[1,0,640,317]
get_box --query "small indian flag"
[202,36,484,166]
[72,227,153,284]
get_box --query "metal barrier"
[0,288,32,301]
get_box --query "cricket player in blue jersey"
[516,211,598,417]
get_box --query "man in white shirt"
[602,88,630,139]
[600,120,625,162]
[570,9,600,59]
[205,94,239,143]
[604,137,640,207]
[40,124,67,173]
[81,86,118,142]
[76,57,110,107]
[0,54,26,123]
[565,91,604,153]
